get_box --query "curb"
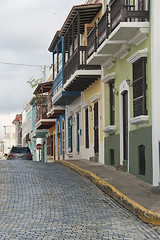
[57,160,160,226]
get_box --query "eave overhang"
[47,107,65,119]
[31,129,48,139]
[63,69,101,91]
[52,89,81,106]
[48,31,61,52]
[34,81,53,95]
[36,119,56,130]
[60,3,102,37]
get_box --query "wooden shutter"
[77,113,80,153]
[109,81,115,125]
[47,136,52,156]
[68,117,72,152]
[133,57,147,117]
[85,108,89,148]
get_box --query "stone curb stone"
[57,160,160,226]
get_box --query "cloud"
[0,0,85,140]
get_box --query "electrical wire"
[0,61,50,68]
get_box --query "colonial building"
[87,0,152,183]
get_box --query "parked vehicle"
[7,146,32,160]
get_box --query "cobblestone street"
[0,160,159,240]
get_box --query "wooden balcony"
[47,96,65,119]
[64,46,101,91]
[87,0,149,66]
[87,9,111,65]
[87,25,97,59]
[53,70,63,97]
[109,0,149,42]
[36,103,55,129]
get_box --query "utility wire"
[0,61,50,68]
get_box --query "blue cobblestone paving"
[0,160,159,240]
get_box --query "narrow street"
[0,160,159,240]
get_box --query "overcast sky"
[0,0,85,140]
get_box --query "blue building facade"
[49,32,80,160]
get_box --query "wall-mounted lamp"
[113,88,118,95]
[126,78,132,87]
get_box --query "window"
[47,135,53,156]
[110,149,114,166]
[68,117,72,152]
[133,57,147,117]
[85,108,89,148]
[109,81,115,125]
[138,145,145,175]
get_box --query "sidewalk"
[57,159,160,226]
[64,159,160,214]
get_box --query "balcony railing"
[87,0,149,59]
[47,96,52,113]
[87,25,97,59]
[110,0,149,32]
[64,46,100,84]
[36,103,48,122]
[53,69,63,96]
[98,9,109,48]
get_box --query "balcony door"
[94,102,99,154]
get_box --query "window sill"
[103,125,116,135]
[130,115,149,127]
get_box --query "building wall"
[66,97,82,160]
[151,0,160,186]
[82,78,104,162]
[103,17,151,183]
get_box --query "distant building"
[12,114,22,146]
[0,140,5,158]
[3,125,16,154]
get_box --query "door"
[68,116,72,153]
[94,102,99,154]
[53,134,56,161]
[77,113,80,154]
[51,135,53,157]
[62,119,65,159]
[57,122,60,160]
[123,91,128,161]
